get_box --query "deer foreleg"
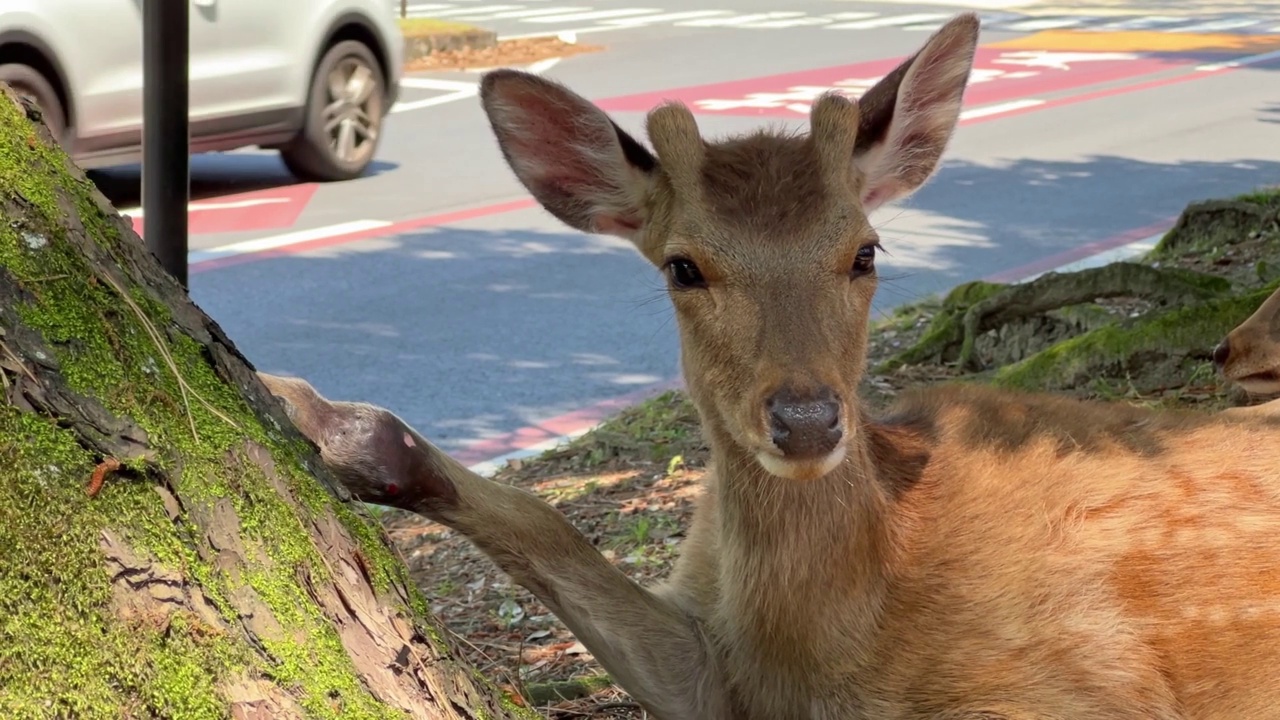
[256,372,732,720]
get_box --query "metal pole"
[142,0,190,288]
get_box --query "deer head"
[478,14,980,482]
[1216,284,1280,395]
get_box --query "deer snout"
[1213,338,1232,371]
[767,386,843,459]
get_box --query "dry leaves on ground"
[405,36,604,73]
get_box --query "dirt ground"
[404,36,604,73]
[377,191,1280,718]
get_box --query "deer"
[1215,283,1280,418]
[255,13,1280,719]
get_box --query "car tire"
[279,40,387,183]
[0,63,66,145]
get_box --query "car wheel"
[0,63,66,144]
[280,40,387,182]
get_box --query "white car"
[0,0,403,182]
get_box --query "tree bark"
[0,87,533,719]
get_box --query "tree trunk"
[0,87,533,719]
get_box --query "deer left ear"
[479,69,659,243]
[851,13,980,212]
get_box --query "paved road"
[91,0,1280,468]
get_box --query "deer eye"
[851,243,878,277]
[665,257,707,290]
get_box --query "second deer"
[258,13,1280,720]
[1216,282,1280,417]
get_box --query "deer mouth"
[1236,370,1280,394]
[754,443,848,482]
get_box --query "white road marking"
[1094,16,1185,30]
[398,77,479,91]
[187,220,393,263]
[458,6,588,19]
[391,87,479,113]
[744,16,835,28]
[602,9,730,25]
[958,98,1045,120]
[826,11,877,21]
[825,12,952,29]
[1177,18,1264,32]
[120,197,292,218]
[522,7,659,22]
[1000,17,1083,30]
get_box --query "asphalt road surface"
[92,0,1280,470]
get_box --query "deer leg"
[256,372,732,720]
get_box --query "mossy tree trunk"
[0,89,533,718]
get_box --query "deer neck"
[702,414,892,672]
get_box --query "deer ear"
[852,13,979,212]
[479,69,658,242]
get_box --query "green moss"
[0,409,251,719]
[876,280,1009,371]
[993,278,1280,392]
[0,92,486,717]
[1232,184,1280,207]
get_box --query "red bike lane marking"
[130,183,318,237]
[595,47,1206,118]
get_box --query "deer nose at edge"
[767,386,843,459]
[1213,339,1232,370]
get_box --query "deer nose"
[767,386,843,458]
[1212,339,1232,369]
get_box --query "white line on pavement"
[398,77,480,91]
[187,220,392,263]
[457,6,589,20]
[522,7,659,22]
[391,87,478,113]
[959,98,1046,120]
[825,12,952,29]
[119,197,292,218]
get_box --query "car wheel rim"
[321,57,380,165]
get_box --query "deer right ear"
[479,70,658,243]
[851,13,979,212]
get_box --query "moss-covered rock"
[0,86,536,718]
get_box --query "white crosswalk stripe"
[401,2,1280,38]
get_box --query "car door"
[187,0,296,128]
[50,0,145,146]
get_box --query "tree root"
[887,263,1231,372]
[956,263,1229,370]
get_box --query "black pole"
[142,0,190,288]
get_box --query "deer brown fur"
[257,14,1280,719]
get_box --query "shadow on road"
[190,223,675,452]
[87,151,399,209]
[870,152,1280,302]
